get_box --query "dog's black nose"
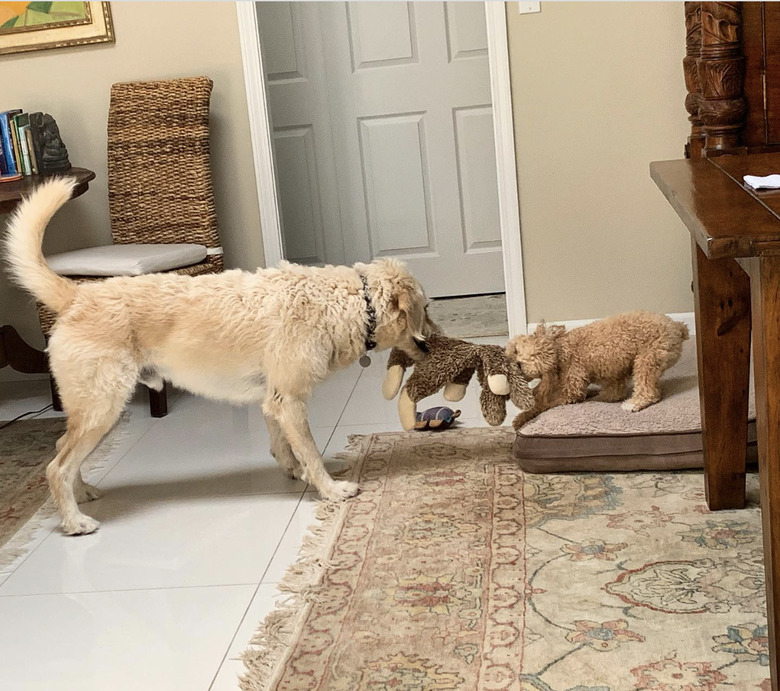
[414,338,429,353]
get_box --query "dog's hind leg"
[263,412,303,480]
[53,429,102,503]
[47,421,113,534]
[47,389,129,534]
[263,392,358,501]
[596,377,628,402]
[622,352,664,412]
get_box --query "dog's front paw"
[323,480,359,501]
[74,482,102,503]
[62,514,100,535]
[280,463,306,481]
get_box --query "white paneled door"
[257,1,505,297]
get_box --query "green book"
[12,112,30,175]
[23,126,38,174]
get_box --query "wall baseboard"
[527,311,696,336]
[0,371,48,383]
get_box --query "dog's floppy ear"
[397,289,427,344]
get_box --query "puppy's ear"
[547,324,566,339]
[505,338,518,359]
[533,321,547,336]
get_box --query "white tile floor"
[0,340,507,690]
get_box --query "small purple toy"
[414,406,461,431]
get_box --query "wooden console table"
[651,151,780,689]
[0,168,95,377]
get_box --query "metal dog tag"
[359,354,372,368]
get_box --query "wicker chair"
[38,76,223,417]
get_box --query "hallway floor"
[427,293,508,338]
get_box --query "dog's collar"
[359,274,377,352]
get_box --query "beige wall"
[506,1,692,323]
[1,1,693,385]
[0,1,262,369]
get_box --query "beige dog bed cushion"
[513,340,757,472]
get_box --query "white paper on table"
[744,174,780,190]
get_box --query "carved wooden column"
[697,2,747,156]
[684,2,706,158]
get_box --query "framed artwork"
[0,2,114,56]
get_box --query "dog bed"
[513,340,757,472]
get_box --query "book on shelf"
[28,112,46,174]
[0,110,19,176]
[13,113,31,175]
[0,109,59,177]
[0,128,7,176]
[24,126,38,174]
[5,109,22,173]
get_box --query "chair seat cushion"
[45,243,208,277]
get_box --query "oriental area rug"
[241,427,769,691]
[0,414,126,570]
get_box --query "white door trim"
[484,1,527,336]
[236,1,284,266]
[236,1,527,333]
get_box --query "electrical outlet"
[519,1,541,14]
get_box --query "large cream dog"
[5,177,431,535]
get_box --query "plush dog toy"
[506,311,689,429]
[382,333,534,430]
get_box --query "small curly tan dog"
[506,311,689,429]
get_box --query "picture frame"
[0,2,114,57]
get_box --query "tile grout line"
[207,365,364,689]
[0,580,265,599]
[206,487,308,691]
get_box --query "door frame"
[235,1,528,335]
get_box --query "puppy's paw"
[74,482,102,503]
[512,411,535,429]
[323,480,360,502]
[62,515,100,535]
[621,399,654,413]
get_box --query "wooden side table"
[651,152,780,689]
[0,168,95,383]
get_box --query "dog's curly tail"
[4,176,78,314]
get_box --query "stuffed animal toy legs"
[383,333,533,430]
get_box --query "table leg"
[748,255,780,688]
[692,242,751,510]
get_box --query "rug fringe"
[239,433,371,691]
[0,412,131,574]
